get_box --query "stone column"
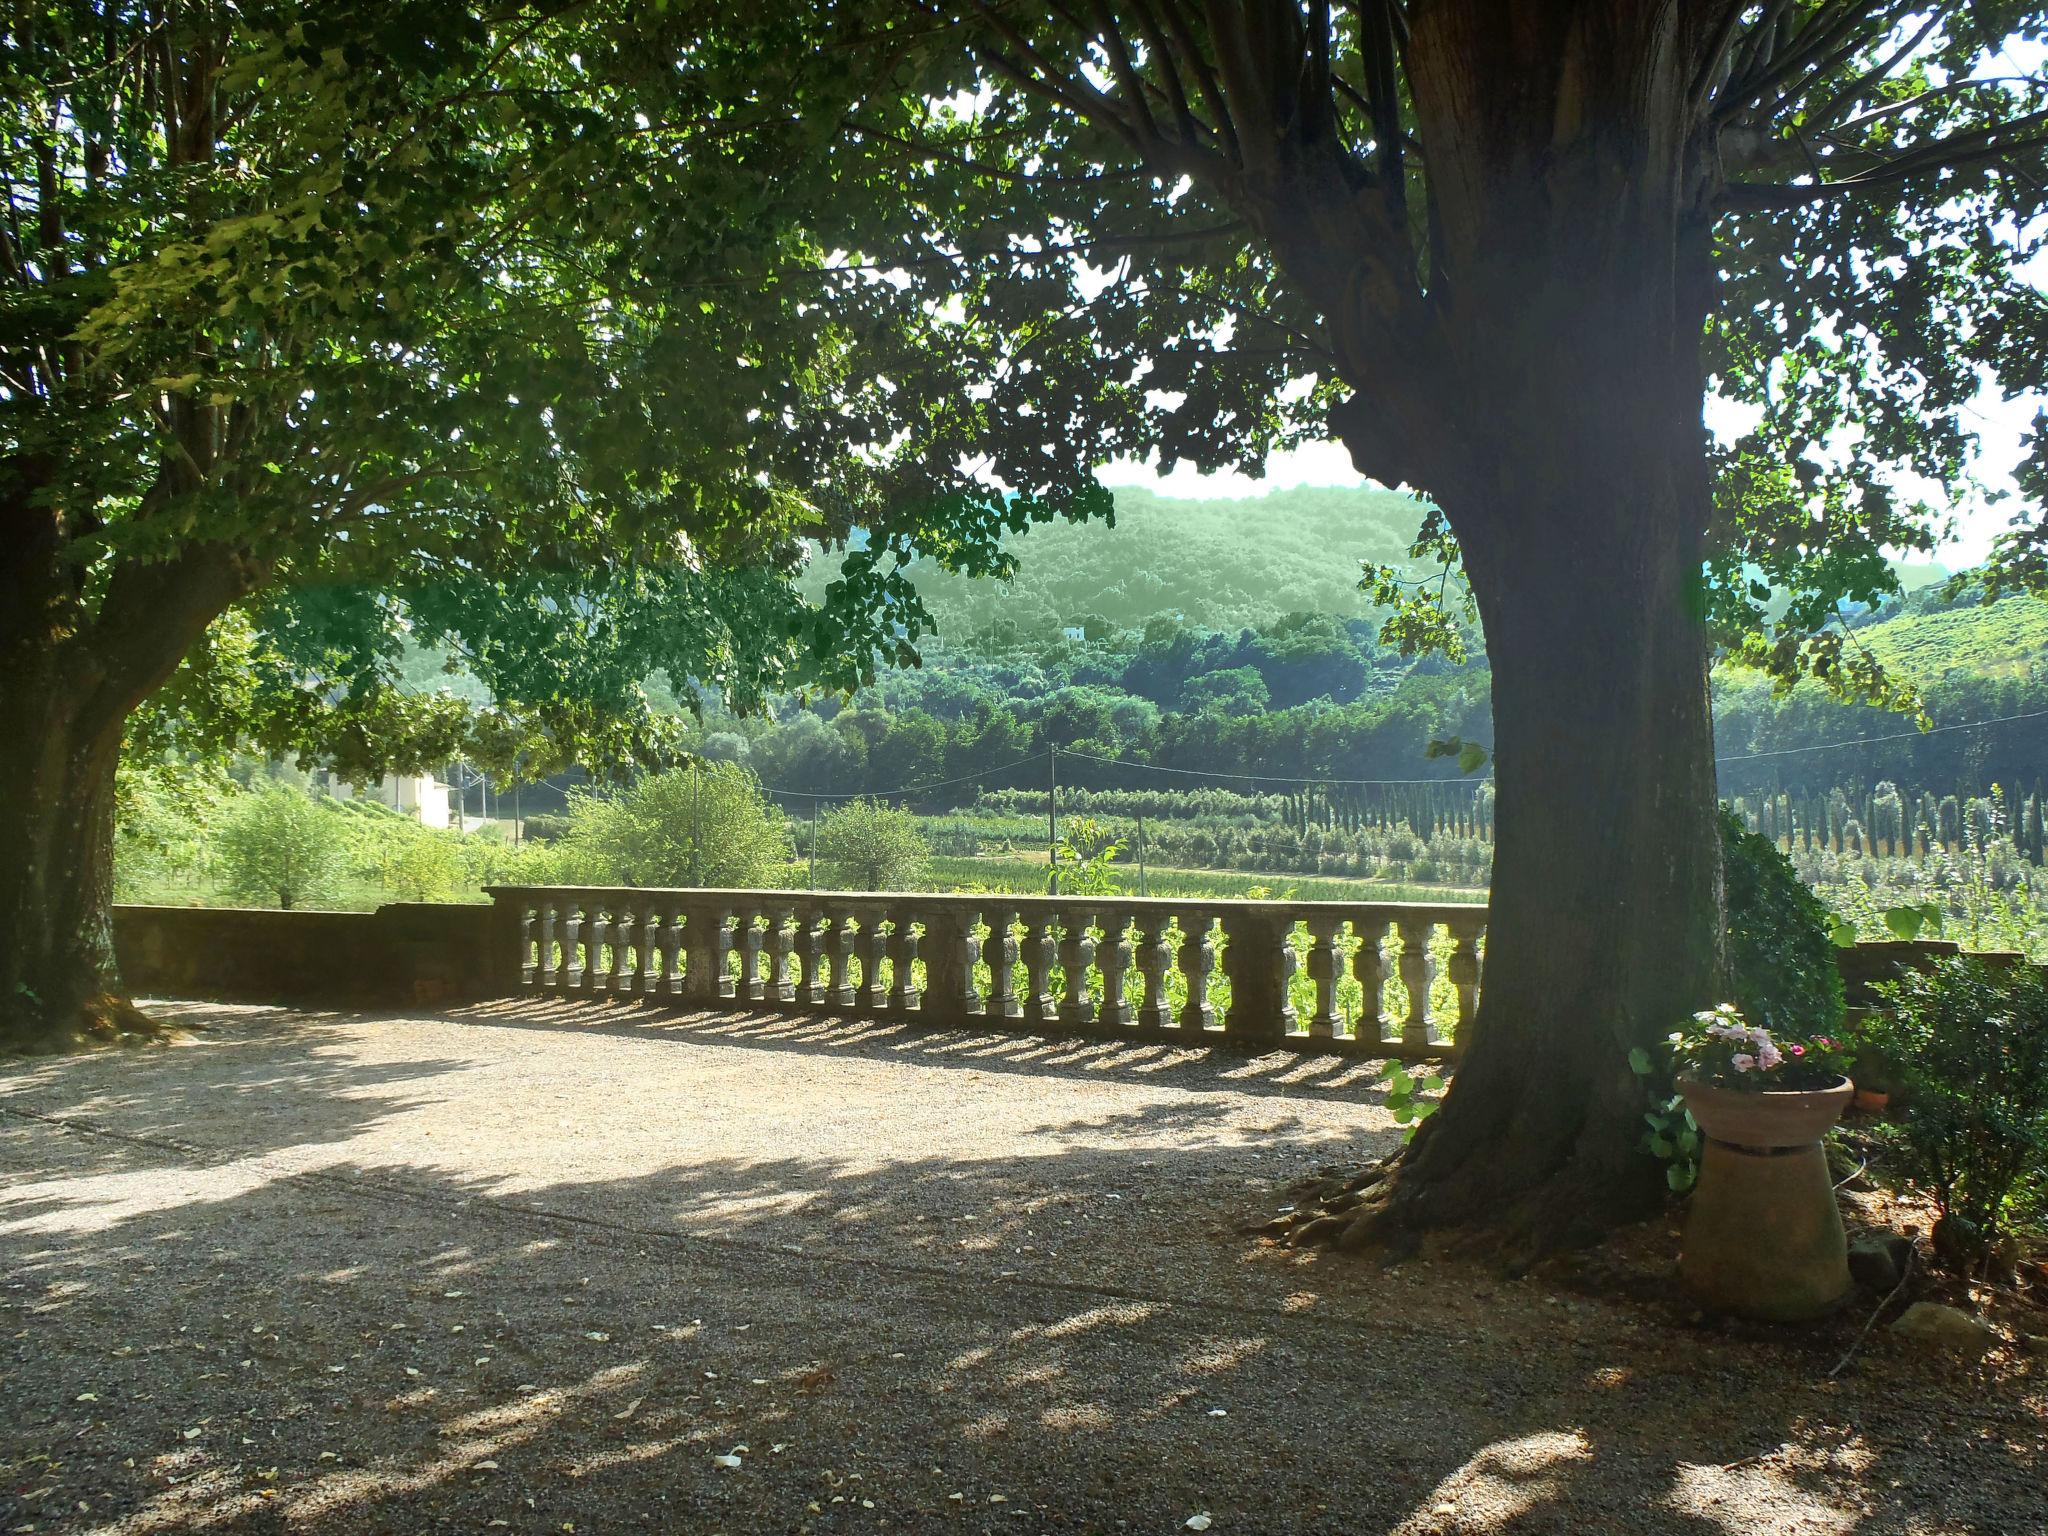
[1221,909,1295,1044]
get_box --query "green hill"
[1858,596,2048,683]
[809,483,1429,639]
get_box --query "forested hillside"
[800,484,1431,637]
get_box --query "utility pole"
[1136,811,1148,898]
[809,795,819,890]
[1046,745,1059,896]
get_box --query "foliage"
[1051,817,1127,897]
[1721,808,1847,1036]
[1664,1004,1850,1093]
[1382,1064,1445,1143]
[1866,958,2048,1259]
[815,800,930,892]
[214,787,345,911]
[555,765,791,889]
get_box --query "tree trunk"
[1320,3,1730,1258]
[1,473,258,1051]
[0,677,141,1051]
[1362,432,1723,1256]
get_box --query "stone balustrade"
[485,887,1488,1058]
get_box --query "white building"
[328,772,457,830]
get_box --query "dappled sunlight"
[1391,1430,1595,1534]
[1663,1458,1863,1536]
[4,1003,2039,1533]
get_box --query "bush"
[1722,806,1845,1035]
[521,813,569,844]
[815,799,930,891]
[556,763,791,887]
[216,786,346,909]
[1867,957,2048,1262]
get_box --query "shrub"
[521,813,569,844]
[1867,957,2048,1262]
[555,763,791,887]
[1722,806,1845,1035]
[216,786,346,909]
[815,799,930,891]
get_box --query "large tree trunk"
[1321,3,1730,1256]
[1,469,258,1052]
[1356,397,1724,1255]
[0,677,138,1052]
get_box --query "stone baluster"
[854,911,887,1012]
[661,905,686,1000]
[536,900,558,989]
[1304,913,1344,1039]
[1447,920,1483,1054]
[636,901,661,998]
[794,906,827,1006]
[1133,914,1174,1033]
[586,899,605,994]
[1058,914,1097,1030]
[1177,916,1217,1033]
[559,902,585,995]
[1095,911,1135,1029]
[768,907,798,1006]
[516,904,537,989]
[826,908,860,1009]
[984,907,1021,1020]
[733,908,765,1003]
[1397,919,1433,1048]
[1351,919,1387,1044]
[608,899,635,994]
[1019,915,1058,1026]
[1221,908,1295,1043]
[887,912,920,1016]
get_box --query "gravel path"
[0,999,2041,1535]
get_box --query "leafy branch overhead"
[805,1,2048,698]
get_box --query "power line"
[1715,705,2048,764]
[1053,744,1489,788]
[761,748,1052,804]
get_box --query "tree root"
[4,992,175,1055]
[1260,1116,1664,1274]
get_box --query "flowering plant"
[1666,1003,1850,1092]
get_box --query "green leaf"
[1628,1047,1652,1076]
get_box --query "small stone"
[1889,1302,1996,1357]
[1847,1231,1913,1291]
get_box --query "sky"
[1101,390,2041,570]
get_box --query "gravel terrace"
[1,999,2042,1536]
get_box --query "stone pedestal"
[1678,1076,1853,1321]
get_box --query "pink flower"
[1731,1053,1757,1073]
[1789,1044,1805,1057]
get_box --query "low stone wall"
[114,903,500,1009]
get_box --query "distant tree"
[216,788,345,911]
[815,800,930,891]
[752,713,867,797]
[698,733,754,766]
[558,765,790,889]
[1183,668,1271,716]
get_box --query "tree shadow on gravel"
[0,1027,2039,1536]
[454,995,1400,1103]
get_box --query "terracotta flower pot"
[1676,1075,1853,1322]
[1852,1087,1890,1115]
[1679,1075,1854,1148]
